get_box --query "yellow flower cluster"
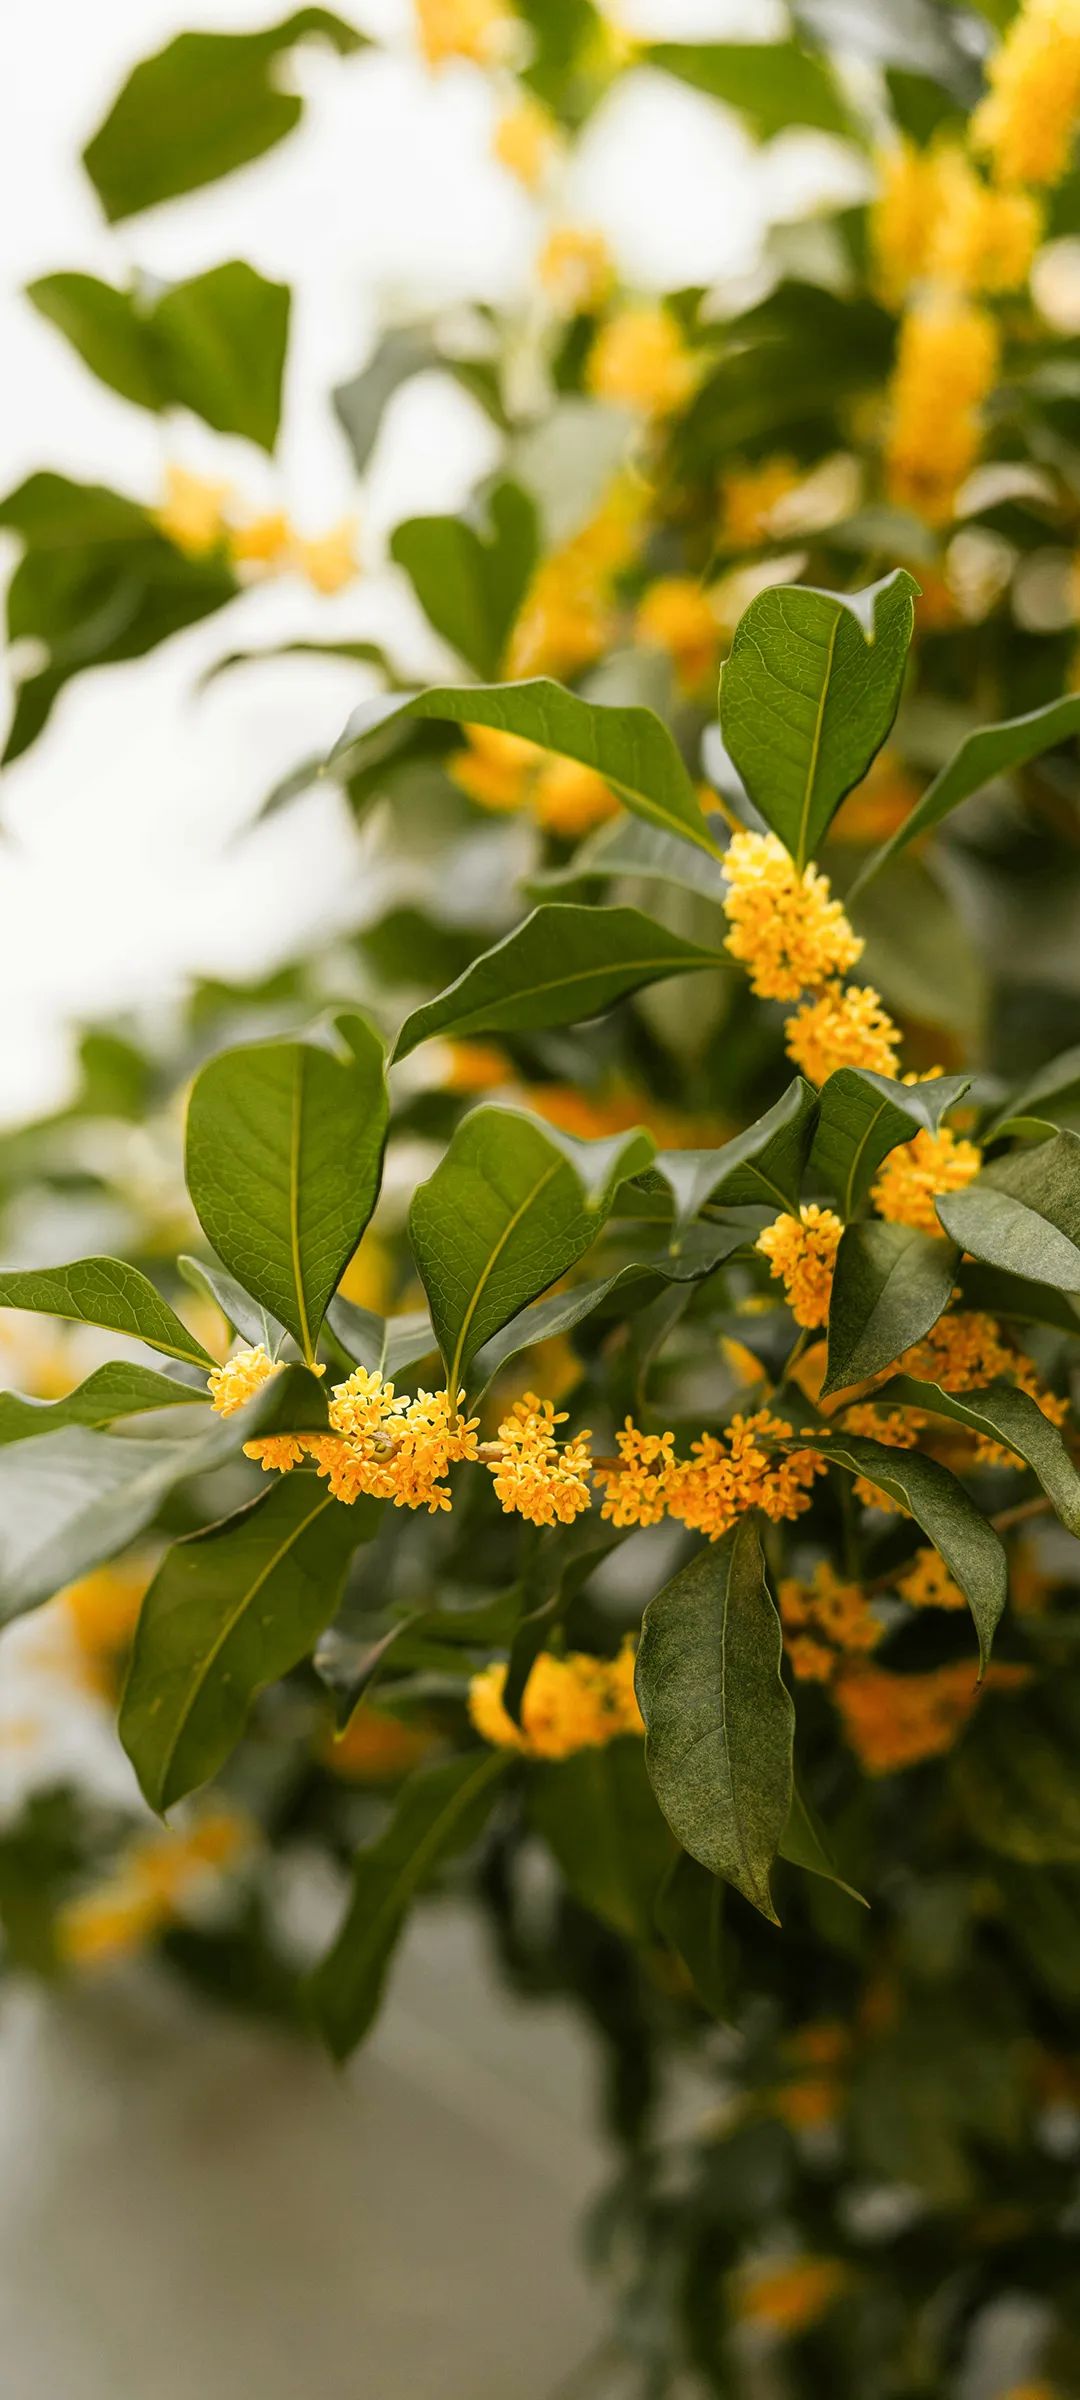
[415,0,512,67]
[206,1341,279,1415]
[155,467,357,592]
[587,307,696,417]
[57,1809,250,1967]
[884,300,1001,524]
[719,457,803,550]
[469,1640,642,1758]
[537,225,614,315]
[834,1659,1027,1774]
[755,1206,844,1330]
[721,831,863,1001]
[870,1124,982,1232]
[492,94,558,187]
[779,1561,882,1684]
[897,1545,967,1611]
[597,1422,676,1528]
[733,2255,850,2335]
[449,724,619,834]
[592,1410,823,1541]
[488,1392,593,1526]
[505,477,643,681]
[872,140,1042,303]
[635,578,719,692]
[785,981,902,1086]
[973,0,1080,187]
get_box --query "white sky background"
[0,0,866,1122]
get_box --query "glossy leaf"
[121,1472,371,1811]
[653,1078,818,1226]
[83,11,366,221]
[649,38,853,136]
[185,1015,388,1362]
[885,1375,1080,1535]
[0,1364,205,1445]
[392,904,724,1060]
[329,678,717,855]
[811,1068,971,1217]
[310,1750,508,2059]
[530,1741,675,1941]
[822,1223,958,1396]
[390,483,537,679]
[0,1421,236,1622]
[409,1107,652,1392]
[805,1431,1007,1668]
[936,1132,1080,1294]
[718,572,919,866]
[0,1257,215,1369]
[852,692,1080,893]
[636,1519,793,1922]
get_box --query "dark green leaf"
[653,1077,818,1225]
[779,1785,867,1906]
[0,1363,205,1444]
[151,262,289,452]
[409,1106,652,1392]
[952,1688,1080,1863]
[649,38,853,137]
[26,272,167,410]
[852,692,1080,893]
[956,1259,1080,1336]
[83,10,367,222]
[804,1431,1007,1668]
[719,572,919,866]
[390,482,537,679]
[811,1068,971,1217]
[822,1223,957,1396]
[656,1851,726,2015]
[329,678,717,856]
[530,1740,675,1941]
[884,1375,1080,1535]
[0,1257,215,1369]
[392,904,724,1060]
[636,1519,793,1922]
[121,1472,372,1810]
[185,1014,388,1362]
[310,1750,508,2058]
[936,1131,1080,1293]
[0,1421,237,1621]
[985,1041,1080,1139]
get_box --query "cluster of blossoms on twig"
[468,1642,643,1759]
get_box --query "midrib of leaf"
[452,1157,562,1395]
[795,602,840,870]
[290,1055,314,1364]
[426,946,723,1034]
[153,1485,334,1799]
[843,1100,889,1219]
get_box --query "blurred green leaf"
[852,692,1080,893]
[185,1015,388,1363]
[28,262,290,450]
[531,1740,675,1941]
[953,1688,1080,1863]
[649,38,853,137]
[326,1300,438,1377]
[310,1749,508,2058]
[333,329,506,476]
[83,11,367,222]
[936,1131,1080,1293]
[719,572,918,866]
[779,1784,867,1905]
[637,1519,792,1922]
[811,1067,971,1216]
[0,1257,215,1369]
[656,1850,726,2014]
[391,482,538,678]
[0,1421,236,1621]
[0,1363,206,1444]
[823,1223,957,1395]
[392,904,725,1060]
[179,1254,286,1353]
[470,1266,655,1394]
[26,272,168,410]
[121,1471,372,1810]
[805,1431,1007,1668]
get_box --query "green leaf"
[811,1068,971,1217]
[718,572,919,866]
[851,693,1080,894]
[392,904,724,1061]
[310,1750,508,2059]
[656,1851,726,2015]
[956,1259,1080,1337]
[329,678,717,856]
[0,1364,206,1445]
[470,1267,653,1395]
[121,1472,372,1811]
[649,38,853,137]
[952,1688,1080,1864]
[804,1431,1007,1669]
[26,272,167,411]
[985,1041,1080,1139]
[636,1519,793,1922]
[151,263,289,452]
[530,1740,675,1941]
[390,483,538,679]
[333,329,506,477]
[185,1014,388,1363]
[325,1300,438,1378]
[0,1257,215,1369]
[0,1421,237,1621]
[937,1132,1080,1292]
[652,1077,818,1226]
[822,1223,958,1396]
[884,1375,1080,1535]
[178,1254,286,1352]
[409,1106,652,1393]
[779,1784,867,1907]
[528,807,729,902]
[83,10,366,222]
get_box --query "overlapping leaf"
[937,1132,1080,1292]
[392,904,725,1060]
[811,1068,971,1217]
[823,1222,958,1395]
[0,1257,216,1369]
[805,1430,1007,1667]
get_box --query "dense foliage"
[6,1,1080,2390]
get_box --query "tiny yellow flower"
[885,299,1000,524]
[492,94,558,188]
[207,1343,279,1417]
[972,0,1080,187]
[228,510,292,570]
[871,1123,982,1232]
[587,306,696,417]
[785,982,902,1085]
[154,465,231,557]
[415,0,513,67]
[292,517,358,594]
[756,1206,844,1331]
[537,225,615,315]
[722,829,863,1002]
[635,577,719,692]
[487,1390,593,1526]
[469,1640,643,1759]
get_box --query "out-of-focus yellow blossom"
[733,2255,851,2334]
[785,982,902,1085]
[756,1206,843,1330]
[321,1703,437,1782]
[537,225,614,314]
[835,1659,1028,1774]
[505,478,645,678]
[871,1124,982,1232]
[832,750,922,844]
[885,299,1000,524]
[899,1307,1069,1463]
[469,1639,643,1758]
[872,140,1042,301]
[587,306,696,416]
[719,456,803,549]
[872,139,937,305]
[154,465,231,556]
[415,0,513,67]
[291,517,358,593]
[768,2022,849,2128]
[227,510,291,569]
[60,1561,151,1695]
[635,577,719,691]
[595,1422,677,1528]
[897,1545,967,1611]
[973,0,1080,187]
[58,1809,251,1968]
[778,1562,882,1683]
[492,94,558,186]
[839,1400,923,1510]
[208,1342,280,1417]
[449,723,539,810]
[487,1391,593,1525]
[533,755,619,835]
[722,830,863,1001]
[443,1038,514,1091]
